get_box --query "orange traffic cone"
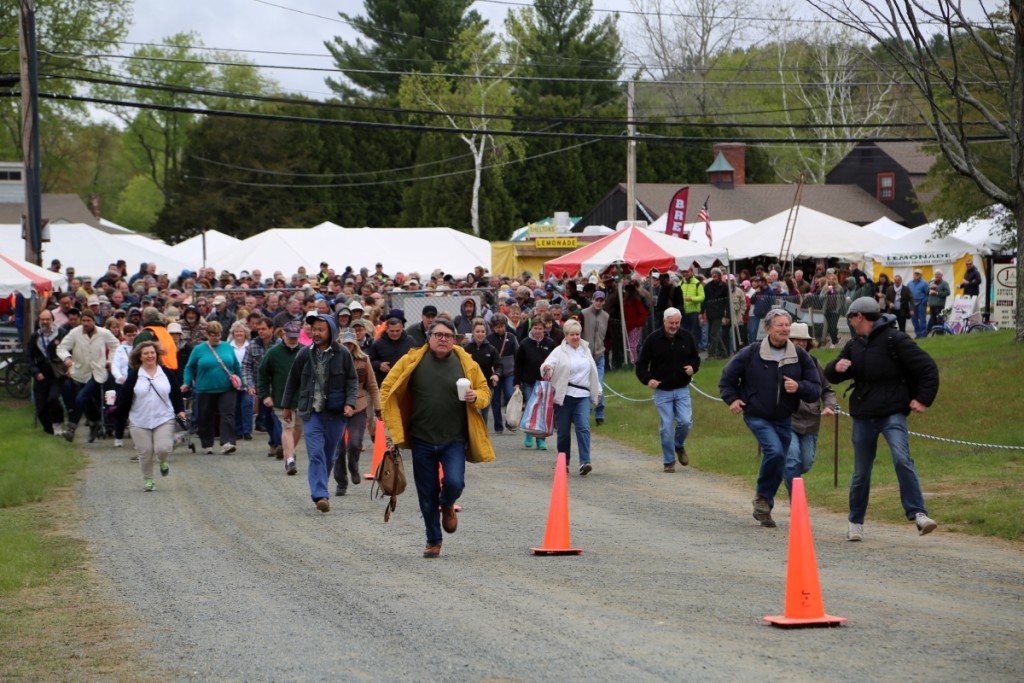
[363,418,386,480]
[531,453,582,555]
[763,477,846,628]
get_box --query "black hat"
[422,305,438,316]
[385,308,406,323]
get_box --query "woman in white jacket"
[541,319,602,476]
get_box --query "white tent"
[716,207,891,261]
[170,230,244,269]
[0,223,191,280]
[217,226,491,277]
[949,211,1012,253]
[866,223,986,304]
[645,215,752,247]
[863,217,911,239]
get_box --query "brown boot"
[423,543,442,558]
[441,505,458,533]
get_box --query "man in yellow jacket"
[679,266,706,346]
[380,318,495,558]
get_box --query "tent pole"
[618,269,629,368]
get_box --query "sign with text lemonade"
[536,237,578,248]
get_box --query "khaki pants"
[130,421,176,480]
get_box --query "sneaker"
[664,463,676,473]
[915,513,937,536]
[53,426,63,437]
[524,435,534,448]
[595,418,604,426]
[159,461,169,477]
[536,438,547,451]
[315,498,330,513]
[144,479,155,492]
[579,463,592,476]
[63,422,76,442]
[87,422,99,443]
[349,465,361,485]
[676,446,689,466]
[335,485,347,496]
[203,447,214,455]
[286,459,297,476]
[221,443,236,454]
[275,446,284,459]
[847,522,864,542]
[114,439,124,448]
[129,454,139,462]
[267,448,277,458]
[242,433,252,441]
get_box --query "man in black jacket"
[27,309,67,434]
[281,314,358,513]
[635,307,701,473]
[824,297,939,542]
[958,259,983,297]
[369,311,417,387]
[703,268,731,359]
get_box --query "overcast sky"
[124,0,627,98]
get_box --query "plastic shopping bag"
[504,386,524,428]
[519,381,555,437]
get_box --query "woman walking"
[182,320,241,454]
[485,313,519,434]
[334,329,380,495]
[513,317,556,450]
[228,321,253,441]
[540,319,602,476]
[114,341,186,492]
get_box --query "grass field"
[602,329,1024,541]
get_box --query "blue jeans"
[234,389,253,438]
[489,375,514,431]
[68,378,103,425]
[743,414,792,509]
[411,438,466,545]
[784,432,819,493]
[748,317,761,345]
[848,413,928,524]
[654,386,692,465]
[912,303,928,338]
[683,312,701,348]
[593,356,606,421]
[555,395,592,468]
[301,411,347,502]
[261,403,281,448]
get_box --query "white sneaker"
[221,443,236,454]
[113,439,124,448]
[53,426,63,437]
[915,513,937,536]
[846,522,864,542]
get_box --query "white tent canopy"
[863,217,911,239]
[948,210,1011,253]
[716,207,891,261]
[0,223,191,280]
[865,223,982,264]
[0,250,66,297]
[645,215,752,247]
[170,230,244,270]
[217,226,491,277]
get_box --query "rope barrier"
[601,378,1024,451]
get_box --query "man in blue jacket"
[282,314,358,513]
[719,309,821,528]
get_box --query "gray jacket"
[281,342,358,419]
[790,356,838,435]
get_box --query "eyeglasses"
[431,332,455,340]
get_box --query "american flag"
[698,198,712,245]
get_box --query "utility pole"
[19,0,44,266]
[625,80,636,223]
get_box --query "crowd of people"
[22,253,949,554]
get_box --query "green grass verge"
[603,329,1024,541]
[0,404,86,595]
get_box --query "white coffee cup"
[456,378,471,401]
[104,389,117,406]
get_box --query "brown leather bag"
[371,443,407,523]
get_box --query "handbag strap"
[207,341,234,378]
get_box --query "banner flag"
[665,187,690,238]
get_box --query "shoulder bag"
[208,342,242,390]
[371,437,407,523]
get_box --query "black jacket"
[824,315,939,419]
[513,334,556,386]
[281,342,359,419]
[464,339,499,379]
[26,326,67,380]
[703,279,731,318]
[368,332,417,387]
[719,339,821,422]
[634,327,700,390]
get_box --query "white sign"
[878,252,957,267]
[992,264,1017,329]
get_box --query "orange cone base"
[530,547,583,555]
[763,614,846,628]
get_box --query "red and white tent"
[0,251,66,298]
[543,225,727,278]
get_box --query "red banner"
[665,186,689,239]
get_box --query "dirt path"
[77,431,1022,682]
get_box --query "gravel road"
[77,430,1022,682]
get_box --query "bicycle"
[0,339,32,400]
[927,311,997,337]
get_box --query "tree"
[325,0,477,99]
[113,175,164,231]
[807,0,1024,343]
[504,0,624,107]
[398,20,523,236]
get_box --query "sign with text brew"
[665,187,689,238]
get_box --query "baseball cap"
[338,329,357,346]
[593,291,607,300]
[348,300,364,311]
[167,322,183,334]
[385,308,406,323]
[847,296,880,316]
[283,321,303,338]
[212,295,226,305]
[422,305,438,316]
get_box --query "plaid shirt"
[242,335,279,389]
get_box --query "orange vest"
[145,324,178,370]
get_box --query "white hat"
[348,300,364,311]
[789,322,812,340]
